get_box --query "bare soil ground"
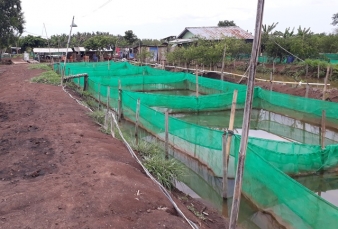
[0,63,229,229]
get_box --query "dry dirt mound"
[0,64,229,229]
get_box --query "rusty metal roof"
[177,26,254,40]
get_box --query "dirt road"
[0,64,229,229]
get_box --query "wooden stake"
[223,90,238,198]
[321,110,326,149]
[195,65,199,97]
[305,84,309,98]
[108,59,110,70]
[221,45,227,81]
[134,99,141,145]
[111,112,115,138]
[322,66,330,100]
[226,90,238,164]
[165,110,169,159]
[306,64,308,76]
[317,64,320,79]
[98,84,101,109]
[229,1,265,228]
[270,72,273,91]
[272,61,275,73]
[106,86,110,110]
[222,133,228,198]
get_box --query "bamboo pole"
[165,110,169,159]
[134,99,141,145]
[221,46,227,81]
[195,65,199,97]
[229,1,265,228]
[322,66,330,100]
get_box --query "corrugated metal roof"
[74,47,86,52]
[178,26,254,40]
[33,48,73,53]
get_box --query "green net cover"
[55,60,338,228]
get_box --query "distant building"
[169,26,254,45]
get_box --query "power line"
[81,0,113,18]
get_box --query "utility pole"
[228,1,265,228]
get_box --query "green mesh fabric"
[55,61,338,229]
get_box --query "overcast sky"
[21,0,338,40]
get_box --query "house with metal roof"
[169,26,254,44]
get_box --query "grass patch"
[89,110,105,124]
[31,70,60,85]
[29,64,51,71]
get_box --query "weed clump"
[31,70,60,85]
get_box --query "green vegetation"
[29,63,51,70]
[30,65,60,85]
[187,203,206,221]
[166,38,251,68]
[218,20,236,27]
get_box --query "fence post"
[222,133,228,198]
[321,110,326,149]
[134,99,141,145]
[165,110,169,159]
[111,112,115,138]
[83,74,88,91]
[104,86,110,129]
[221,46,227,81]
[317,64,320,79]
[118,80,123,122]
[270,72,273,91]
[306,64,308,76]
[98,83,101,110]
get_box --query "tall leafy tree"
[0,0,25,50]
[19,35,47,52]
[332,13,338,26]
[218,20,236,27]
[124,30,138,45]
